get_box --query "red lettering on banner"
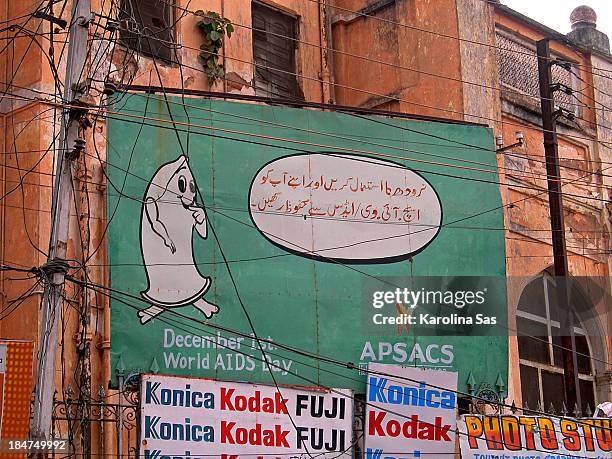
[220,388,288,414]
[368,411,386,436]
[367,411,451,442]
[595,420,612,451]
[537,418,559,450]
[221,421,290,448]
[580,420,596,451]
[483,417,502,451]
[519,418,537,450]
[501,416,521,451]
[561,420,581,452]
[464,416,483,449]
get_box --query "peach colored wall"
[332,0,465,119]
[1,1,611,452]
[491,8,611,408]
[100,0,328,102]
[495,10,596,126]
[456,0,501,126]
[0,104,50,341]
[0,0,327,454]
[2,1,43,93]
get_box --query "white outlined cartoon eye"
[189,180,196,193]
[178,175,187,193]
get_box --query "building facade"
[1,0,611,456]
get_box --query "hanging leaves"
[195,10,234,85]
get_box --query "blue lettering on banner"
[145,381,214,409]
[144,416,214,442]
[366,448,422,459]
[367,377,456,409]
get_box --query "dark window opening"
[353,393,365,459]
[519,364,540,412]
[517,274,597,415]
[541,370,565,412]
[119,0,175,63]
[252,2,302,99]
[457,396,472,415]
[495,31,578,116]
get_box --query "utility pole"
[31,0,91,440]
[536,38,581,412]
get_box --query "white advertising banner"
[364,364,458,458]
[459,414,612,458]
[140,374,353,459]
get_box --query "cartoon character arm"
[145,197,176,253]
[191,206,208,239]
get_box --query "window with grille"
[496,31,578,116]
[517,274,596,414]
[119,0,175,63]
[252,2,302,99]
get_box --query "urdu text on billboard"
[107,95,508,392]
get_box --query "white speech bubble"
[248,153,442,263]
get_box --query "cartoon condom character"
[138,155,219,324]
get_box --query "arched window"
[517,273,596,414]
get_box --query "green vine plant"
[195,10,234,85]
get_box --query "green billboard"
[107,94,508,393]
